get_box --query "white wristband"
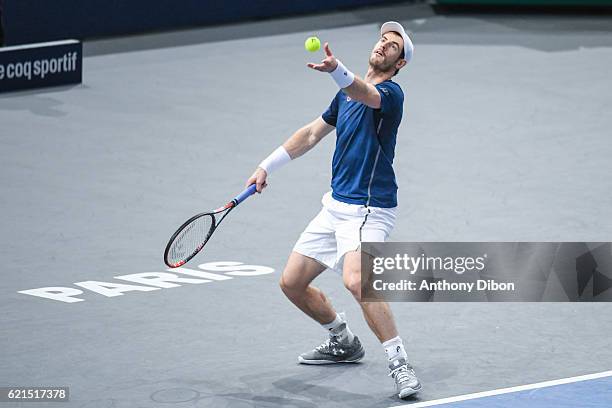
[329,59,355,89]
[258,146,291,174]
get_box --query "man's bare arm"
[245,117,334,192]
[343,77,381,109]
[307,43,381,109]
[283,117,335,159]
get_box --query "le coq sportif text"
[0,52,78,81]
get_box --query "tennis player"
[246,21,421,399]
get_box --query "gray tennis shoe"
[389,358,422,398]
[298,330,365,364]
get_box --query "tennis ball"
[305,36,321,52]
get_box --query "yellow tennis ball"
[305,36,321,52]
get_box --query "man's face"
[369,32,404,72]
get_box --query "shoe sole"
[398,383,422,399]
[298,349,365,365]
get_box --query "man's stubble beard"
[368,55,396,76]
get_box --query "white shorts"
[293,191,396,275]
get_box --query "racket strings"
[167,215,213,265]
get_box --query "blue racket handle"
[233,184,258,206]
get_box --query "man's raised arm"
[307,43,382,109]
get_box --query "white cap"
[380,21,414,63]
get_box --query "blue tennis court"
[400,371,612,407]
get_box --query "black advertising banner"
[0,40,82,93]
[361,242,612,302]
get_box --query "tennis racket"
[164,184,258,268]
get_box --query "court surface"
[1,2,611,407]
[401,371,612,407]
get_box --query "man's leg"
[280,251,364,364]
[343,250,421,397]
[342,250,399,342]
[279,251,335,324]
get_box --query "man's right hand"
[307,43,339,73]
[246,167,268,193]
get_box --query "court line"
[0,40,80,52]
[393,370,612,407]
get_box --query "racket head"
[164,212,217,268]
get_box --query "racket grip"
[234,184,258,206]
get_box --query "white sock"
[382,336,408,362]
[321,312,354,344]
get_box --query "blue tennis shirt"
[322,80,403,208]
